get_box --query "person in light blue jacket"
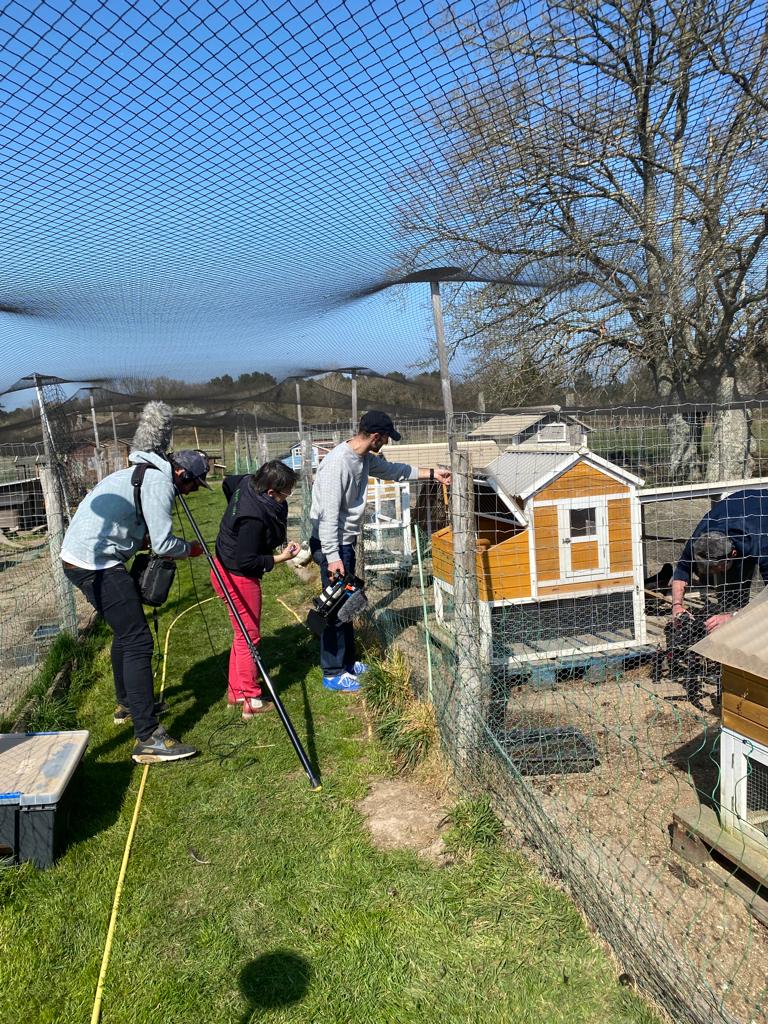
[61,449,208,763]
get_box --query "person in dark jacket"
[211,460,299,718]
[671,488,768,633]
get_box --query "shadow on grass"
[65,754,135,848]
[239,950,311,1022]
[165,624,322,779]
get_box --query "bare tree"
[401,0,768,478]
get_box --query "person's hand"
[671,603,686,620]
[434,467,452,486]
[705,612,733,634]
[327,558,345,579]
[188,541,205,558]
[275,543,301,563]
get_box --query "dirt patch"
[358,778,452,865]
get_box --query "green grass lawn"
[0,491,660,1024]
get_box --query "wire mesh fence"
[0,443,91,719]
[4,399,768,1018]
[331,399,768,1024]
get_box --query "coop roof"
[691,588,768,677]
[483,448,644,503]
[467,409,591,439]
[385,440,499,469]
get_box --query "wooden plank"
[536,576,634,595]
[673,802,768,887]
[533,505,560,580]
[722,692,768,730]
[571,539,599,571]
[722,710,768,749]
[722,666,768,705]
[607,498,633,573]
[540,462,630,500]
[671,804,768,928]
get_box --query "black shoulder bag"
[129,462,177,607]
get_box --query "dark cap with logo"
[359,410,401,441]
[174,450,212,489]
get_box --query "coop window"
[538,423,567,442]
[570,506,597,538]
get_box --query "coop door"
[556,499,609,581]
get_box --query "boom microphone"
[131,401,174,454]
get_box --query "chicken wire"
[350,399,768,1024]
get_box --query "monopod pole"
[174,491,321,791]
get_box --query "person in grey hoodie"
[61,448,208,763]
[309,410,451,693]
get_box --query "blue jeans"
[310,539,357,675]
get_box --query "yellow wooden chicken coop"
[431,447,647,671]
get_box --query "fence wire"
[340,401,768,1024]
[4,399,768,1021]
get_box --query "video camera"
[306,573,368,636]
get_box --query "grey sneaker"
[131,726,197,764]
[114,700,169,725]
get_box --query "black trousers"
[63,563,157,740]
[309,538,357,674]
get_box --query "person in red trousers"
[211,460,299,719]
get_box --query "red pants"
[211,559,263,702]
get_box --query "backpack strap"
[131,462,160,524]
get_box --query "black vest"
[215,475,288,574]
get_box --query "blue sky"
[0,0,482,401]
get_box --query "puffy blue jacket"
[673,488,768,585]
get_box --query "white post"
[110,407,120,469]
[90,393,103,481]
[351,372,358,427]
[430,281,455,436]
[296,381,304,439]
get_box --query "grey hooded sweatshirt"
[60,450,193,570]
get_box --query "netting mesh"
[2,1,768,1020]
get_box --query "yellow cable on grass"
[277,596,304,625]
[90,596,216,1024]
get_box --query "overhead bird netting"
[2,2,768,1022]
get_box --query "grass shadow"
[239,949,311,1022]
[62,752,135,849]
[162,649,233,738]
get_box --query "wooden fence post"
[39,465,78,638]
[449,448,483,773]
[301,435,314,542]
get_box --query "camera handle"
[175,489,321,791]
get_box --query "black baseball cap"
[174,450,212,489]
[359,410,401,441]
